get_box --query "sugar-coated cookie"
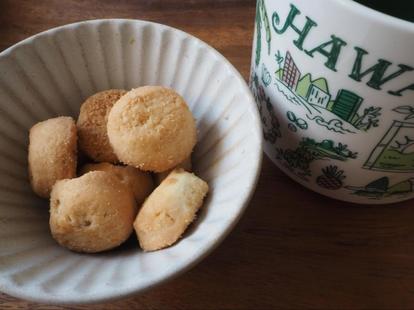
[80,162,154,205]
[134,168,208,251]
[155,156,192,185]
[28,117,77,198]
[77,89,126,163]
[50,171,136,253]
[107,86,196,172]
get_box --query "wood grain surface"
[1,1,414,309]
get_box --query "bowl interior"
[0,19,262,304]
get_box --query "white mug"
[250,0,414,204]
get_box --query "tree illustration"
[250,72,281,144]
[255,0,271,66]
[353,107,381,131]
[275,50,284,71]
[254,0,262,66]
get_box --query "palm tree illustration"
[275,50,284,69]
[255,0,271,66]
[353,106,382,131]
[275,50,284,78]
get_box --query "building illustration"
[330,89,363,123]
[306,84,331,109]
[281,51,301,90]
[273,50,381,133]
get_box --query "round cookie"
[107,86,197,172]
[77,89,127,163]
[28,116,77,198]
[50,171,136,253]
[80,163,154,204]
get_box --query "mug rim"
[339,0,414,31]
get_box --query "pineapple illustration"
[316,166,346,190]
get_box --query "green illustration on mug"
[250,0,414,204]
[286,111,308,132]
[273,50,381,134]
[364,121,414,173]
[276,138,357,178]
[250,72,281,144]
[346,177,414,199]
[275,50,284,71]
[393,106,414,120]
[255,0,271,66]
[261,63,272,87]
[316,165,346,190]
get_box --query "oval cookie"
[28,116,77,198]
[134,168,208,251]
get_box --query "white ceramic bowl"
[0,19,262,304]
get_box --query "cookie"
[50,171,136,253]
[80,162,154,205]
[77,89,126,163]
[28,116,77,198]
[155,156,192,185]
[107,86,197,172]
[134,168,209,251]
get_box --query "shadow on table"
[126,157,414,309]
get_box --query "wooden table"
[1,1,414,309]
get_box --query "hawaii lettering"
[271,4,414,97]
